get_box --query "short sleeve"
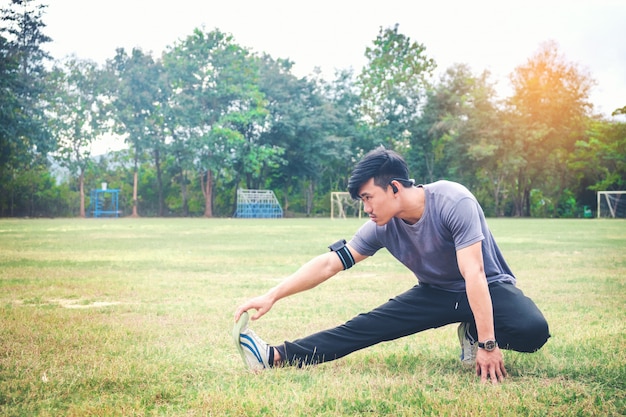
[348,220,384,257]
[444,197,484,250]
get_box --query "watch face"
[484,340,496,351]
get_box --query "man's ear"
[391,182,399,193]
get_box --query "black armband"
[328,239,355,270]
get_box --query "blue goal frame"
[89,189,120,218]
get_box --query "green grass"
[0,218,624,416]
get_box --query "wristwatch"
[478,340,498,351]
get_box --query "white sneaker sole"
[232,311,250,365]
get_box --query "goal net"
[235,189,283,218]
[597,191,626,218]
[331,192,362,219]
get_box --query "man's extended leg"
[275,284,461,367]
[275,282,549,367]
[234,282,549,370]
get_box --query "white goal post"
[597,191,626,218]
[331,192,362,220]
[234,189,283,218]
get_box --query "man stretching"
[233,147,550,383]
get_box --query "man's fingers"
[478,365,487,383]
[491,369,499,384]
[252,305,272,320]
[234,306,251,322]
[477,364,506,384]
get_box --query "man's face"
[358,178,396,226]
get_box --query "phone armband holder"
[328,239,355,270]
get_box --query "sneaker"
[457,322,477,366]
[232,311,271,371]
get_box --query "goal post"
[331,192,362,220]
[597,191,626,218]
[235,189,283,218]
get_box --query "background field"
[0,218,624,416]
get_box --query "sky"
[11,0,626,145]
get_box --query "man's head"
[348,147,410,200]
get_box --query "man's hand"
[234,293,275,322]
[475,347,507,384]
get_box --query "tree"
[163,28,231,217]
[411,63,516,215]
[507,41,594,216]
[163,28,278,217]
[315,69,366,196]
[256,57,358,215]
[0,34,21,168]
[210,52,272,192]
[569,118,626,193]
[140,59,170,217]
[0,0,52,155]
[408,64,482,183]
[0,0,53,216]
[47,58,106,217]
[106,48,163,217]
[358,24,436,151]
[257,57,320,214]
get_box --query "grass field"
[0,217,624,416]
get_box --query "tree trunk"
[154,149,164,217]
[514,170,527,217]
[524,187,531,217]
[132,169,139,217]
[230,172,242,216]
[305,180,314,216]
[79,169,85,218]
[179,168,189,217]
[492,171,505,217]
[202,170,213,218]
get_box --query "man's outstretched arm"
[234,244,367,321]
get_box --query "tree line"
[1,0,624,218]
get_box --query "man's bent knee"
[509,315,550,353]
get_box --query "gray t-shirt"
[349,180,516,292]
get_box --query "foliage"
[106,47,165,217]
[0,0,52,167]
[358,23,436,167]
[258,59,360,216]
[162,29,280,217]
[507,40,594,216]
[0,165,75,217]
[569,118,626,192]
[47,58,108,217]
[358,24,436,130]
[0,0,54,217]
[0,15,624,218]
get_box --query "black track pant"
[274,282,550,367]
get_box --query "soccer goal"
[331,192,362,220]
[597,191,626,218]
[234,189,283,218]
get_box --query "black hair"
[347,147,410,200]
